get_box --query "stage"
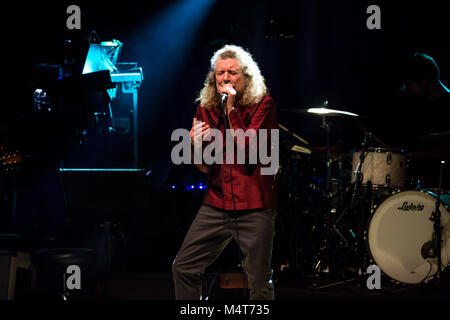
[1,1,449,303]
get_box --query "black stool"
[31,248,94,300]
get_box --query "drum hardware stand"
[312,132,375,289]
[429,160,446,281]
[347,131,394,285]
[350,132,371,208]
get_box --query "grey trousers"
[172,204,276,300]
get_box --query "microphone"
[221,87,237,102]
[221,92,228,102]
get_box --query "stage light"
[129,0,215,107]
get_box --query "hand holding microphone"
[220,84,237,113]
[221,86,237,100]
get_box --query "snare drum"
[367,190,450,284]
[352,148,407,189]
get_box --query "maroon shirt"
[195,95,277,211]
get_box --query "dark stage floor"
[104,272,450,301]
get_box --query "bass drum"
[367,190,450,284]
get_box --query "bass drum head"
[368,190,450,284]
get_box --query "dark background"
[4,0,449,173]
[1,0,449,274]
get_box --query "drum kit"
[277,102,450,290]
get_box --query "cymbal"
[423,131,450,141]
[282,107,362,118]
[278,123,309,145]
[407,131,450,153]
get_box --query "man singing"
[172,44,278,300]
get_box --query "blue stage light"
[129,0,215,108]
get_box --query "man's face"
[215,58,245,95]
[405,80,427,97]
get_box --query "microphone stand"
[203,96,226,300]
[351,132,372,209]
[352,131,374,286]
[221,94,229,152]
[221,93,247,299]
[430,160,445,280]
[220,94,226,126]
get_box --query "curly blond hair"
[196,44,268,110]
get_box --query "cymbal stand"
[311,117,342,281]
[320,115,332,197]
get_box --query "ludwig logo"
[397,201,425,211]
